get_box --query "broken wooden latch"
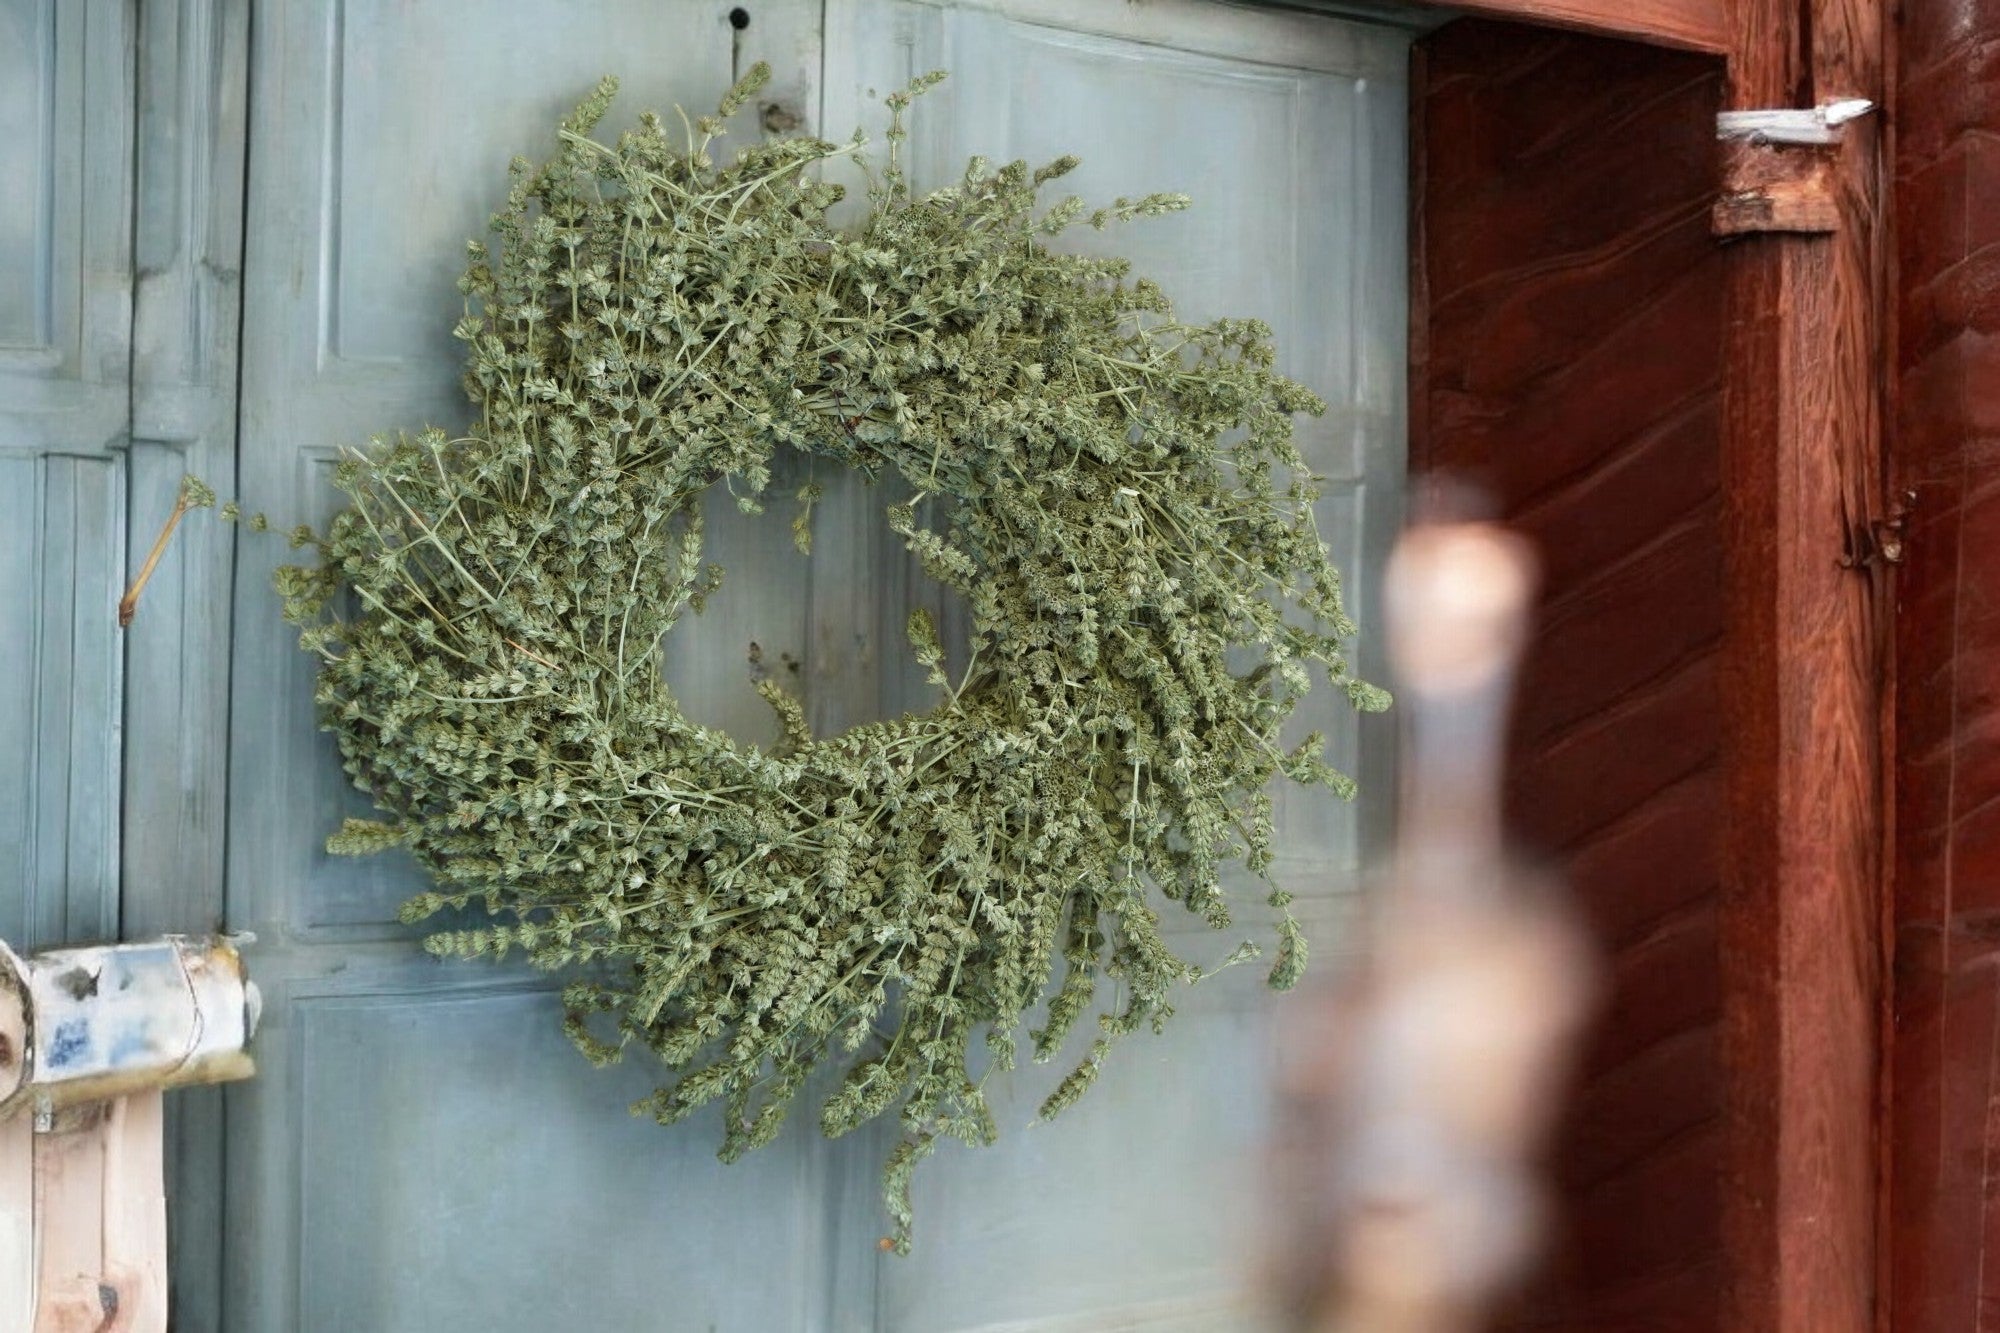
[1713,99,1874,236]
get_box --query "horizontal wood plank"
[1412,0,1730,53]
[1412,22,1730,1331]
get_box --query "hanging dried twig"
[118,476,216,628]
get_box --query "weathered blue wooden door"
[0,0,132,959]
[5,0,1414,1327]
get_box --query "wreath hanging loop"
[277,64,1387,1251]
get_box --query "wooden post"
[1718,1,1890,1331]
[19,1096,169,1333]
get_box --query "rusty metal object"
[1273,521,1597,1333]
[0,936,255,1332]
[0,936,259,1123]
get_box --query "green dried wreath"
[275,65,1385,1250]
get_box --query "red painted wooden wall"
[1891,1,2000,1326]
[1411,21,1730,1330]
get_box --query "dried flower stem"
[119,475,215,627]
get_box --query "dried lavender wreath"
[276,66,1385,1249]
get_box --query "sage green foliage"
[278,65,1386,1251]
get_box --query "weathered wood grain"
[1887,0,2000,1328]
[1408,0,1730,53]
[1712,140,1842,234]
[1717,1,1888,1331]
[0,1110,29,1333]
[22,1096,169,1333]
[0,0,135,957]
[1411,21,1728,1331]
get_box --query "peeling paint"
[44,1021,89,1072]
[0,937,258,1119]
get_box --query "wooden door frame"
[1713,5,1889,1333]
[1406,1,1892,1331]
[1418,0,1732,52]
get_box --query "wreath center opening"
[660,475,972,751]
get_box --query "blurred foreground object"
[1274,521,1597,1333]
[0,936,258,1332]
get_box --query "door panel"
[223,5,845,1330]
[822,1,1409,898]
[293,987,827,1332]
[219,2,1411,1328]
[0,0,133,953]
[824,4,1409,1327]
